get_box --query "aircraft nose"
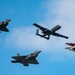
[12,56,15,59]
[12,56,14,58]
[38,50,41,54]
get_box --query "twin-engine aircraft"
[33,23,69,40]
[65,42,75,52]
[11,50,41,66]
[0,19,11,33]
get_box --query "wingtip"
[66,37,69,39]
[8,19,11,21]
[33,23,37,25]
[6,19,11,22]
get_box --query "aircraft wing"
[33,23,46,31]
[3,19,11,26]
[66,42,75,46]
[12,56,26,60]
[52,33,69,39]
[1,27,9,32]
[28,58,39,64]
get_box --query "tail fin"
[36,29,39,35]
[17,53,20,56]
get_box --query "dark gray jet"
[11,50,41,66]
[0,19,11,33]
[33,23,69,40]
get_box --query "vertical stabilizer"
[17,53,20,56]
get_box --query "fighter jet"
[33,23,69,40]
[11,50,41,66]
[65,42,75,52]
[0,19,11,33]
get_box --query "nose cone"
[12,56,16,59]
[12,56,14,58]
[37,50,41,54]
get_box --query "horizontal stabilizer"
[36,33,50,40]
[36,33,43,37]
[1,27,9,32]
[43,36,50,40]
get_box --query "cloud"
[5,0,75,60]
[5,26,65,51]
[44,0,75,39]
[43,0,75,59]
[5,26,50,50]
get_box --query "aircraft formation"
[0,19,74,66]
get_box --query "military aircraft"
[11,50,41,66]
[33,23,69,40]
[0,19,11,33]
[65,42,75,52]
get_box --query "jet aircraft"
[33,23,69,40]
[0,19,11,33]
[65,42,75,52]
[11,50,41,66]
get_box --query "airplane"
[33,23,69,40]
[0,19,11,33]
[11,50,41,66]
[65,42,75,52]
